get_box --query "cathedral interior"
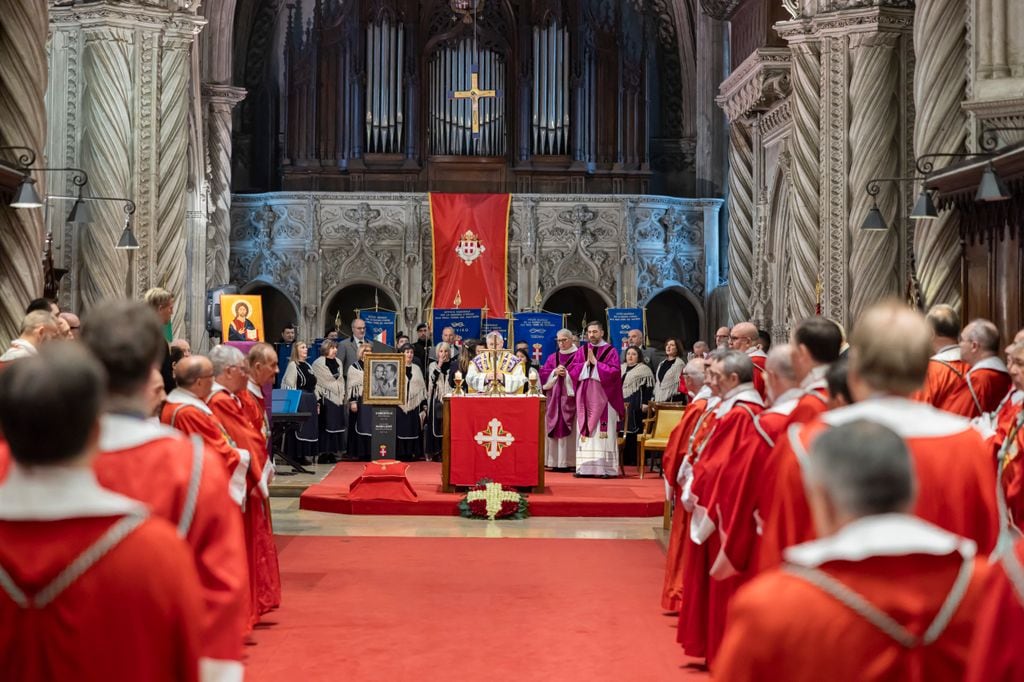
[0,0,1021,349]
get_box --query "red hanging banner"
[429,193,511,317]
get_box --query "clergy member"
[996,341,1024,530]
[660,358,710,612]
[0,344,204,682]
[466,331,527,393]
[716,420,990,682]
[207,344,281,624]
[728,321,768,399]
[569,321,625,477]
[81,300,248,681]
[966,538,1024,681]
[757,301,1000,572]
[539,329,578,471]
[0,310,58,365]
[751,344,803,444]
[163,355,251,509]
[911,304,975,416]
[785,317,841,426]
[678,350,764,665]
[960,318,1011,418]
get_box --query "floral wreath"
[458,479,529,520]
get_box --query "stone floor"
[270,496,670,545]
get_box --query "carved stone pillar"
[48,3,203,332]
[847,31,902,322]
[913,3,967,311]
[202,84,246,288]
[0,0,47,344]
[725,122,754,323]
[778,24,821,321]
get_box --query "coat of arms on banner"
[454,230,486,265]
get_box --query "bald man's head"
[174,355,215,400]
[729,322,759,352]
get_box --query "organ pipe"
[428,39,506,156]
[365,19,404,154]
[531,22,570,156]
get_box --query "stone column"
[778,24,821,322]
[847,31,902,322]
[726,122,754,323]
[0,0,47,343]
[48,3,203,331]
[913,1,966,311]
[203,84,246,288]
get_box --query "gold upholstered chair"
[637,402,687,479]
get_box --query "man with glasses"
[162,355,251,510]
[728,321,768,400]
[539,329,579,471]
[340,317,389,370]
[714,327,730,350]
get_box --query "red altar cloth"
[348,460,418,502]
[449,396,541,487]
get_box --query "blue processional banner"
[432,308,483,345]
[513,312,564,365]
[482,317,510,340]
[606,308,645,351]
[358,310,397,347]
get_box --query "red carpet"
[299,462,665,517]
[245,535,708,681]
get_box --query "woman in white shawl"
[311,339,347,462]
[621,346,655,468]
[346,342,373,460]
[396,342,428,461]
[424,342,454,461]
[653,337,686,403]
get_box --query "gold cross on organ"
[452,68,497,135]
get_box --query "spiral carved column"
[847,32,901,322]
[913,1,966,312]
[726,122,755,324]
[79,25,133,309]
[0,0,47,343]
[785,40,821,322]
[203,84,246,289]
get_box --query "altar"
[441,395,546,492]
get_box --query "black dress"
[424,360,451,459]
[285,361,319,463]
[317,357,347,456]
[346,361,372,461]
[396,366,426,461]
[621,363,654,467]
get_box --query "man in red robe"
[82,301,248,681]
[786,317,841,426]
[162,355,251,509]
[959,318,1012,418]
[966,538,1024,681]
[661,358,711,612]
[757,302,999,573]
[911,304,975,416]
[678,350,763,665]
[0,343,204,682]
[751,344,803,444]
[728,322,767,399]
[996,341,1024,530]
[208,344,281,623]
[717,420,990,682]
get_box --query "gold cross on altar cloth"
[474,418,515,460]
[452,69,497,136]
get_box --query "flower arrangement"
[459,479,529,520]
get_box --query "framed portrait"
[363,353,406,406]
[221,294,264,342]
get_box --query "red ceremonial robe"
[208,384,282,622]
[995,390,1024,447]
[966,538,1024,682]
[678,384,764,664]
[757,397,1000,572]
[660,389,711,612]
[965,356,1012,418]
[162,388,251,509]
[717,515,990,682]
[0,464,203,682]
[785,365,830,428]
[242,379,274,491]
[96,414,248,682]
[911,346,975,417]
[998,408,1024,530]
[747,348,768,400]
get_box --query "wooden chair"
[637,401,687,479]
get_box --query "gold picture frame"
[363,353,406,406]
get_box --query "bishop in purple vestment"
[539,329,579,469]
[568,321,625,477]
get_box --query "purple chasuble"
[539,350,577,438]
[569,342,625,437]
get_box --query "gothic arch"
[642,284,706,345]
[542,281,612,334]
[320,280,399,336]
[767,165,792,341]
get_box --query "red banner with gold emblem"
[429,193,511,317]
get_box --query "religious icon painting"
[221,294,264,342]
[364,353,406,406]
